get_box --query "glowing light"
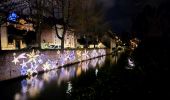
[91,49,98,58]
[20,60,27,67]
[81,61,90,72]
[66,81,72,95]
[8,12,18,22]
[19,19,27,24]
[69,50,75,62]
[49,60,57,70]
[42,73,50,82]
[37,58,43,64]
[125,58,135,70]
[15,54,107,100]
[58,55,65,66]
[98,49,106,56]
[95,69,98,76]
[12,53,26,65]
[69,67,76,78]
[76,50,82,61]
[82,50,89,60]
[76,67,82,76]
[98,56,106,68]
[20,75,44,98]
[26,50,39,63]
[48,70,58,80]
[14,93,21,100]
[37,54,47,64]
[42,62,51,71]
[21,79,28,93]
[63,51,71,63]
[58,68,70,82]
[11,49,106,77]
[30,62,38,74]
[12,56,19,65]
[57,50,60,54]
[20,67,27,76]
[128,58,135,67]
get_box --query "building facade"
[41,25,77,49]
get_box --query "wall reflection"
[14,56,106,100]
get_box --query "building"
[64,29,77,48]
[41,25,77,49]
[0,21,34,50]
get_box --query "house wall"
[41,27,76,49]
[1,23,8,49]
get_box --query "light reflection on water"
[125,57,136,70]
[111,51,122,64]
[14,56,106,100]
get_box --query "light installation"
[14,56,106,100]
[90,49,98,58]
[82,50,89,61]
[11,49,106,76]
[8,12,18,22]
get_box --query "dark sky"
[98,0,167,33]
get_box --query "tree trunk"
[61,37,64,50]
[36,25,41,49]
[0,28,1,50]
[61,25,67,51]
[35,0,44,49]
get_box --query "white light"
[126,57,135,70]
[66,81,72,94]
[128,58,135,67]
[95,69,98,76]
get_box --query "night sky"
[99,0,170,36]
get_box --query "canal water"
[0,42,170,100]
[0,51,122,100]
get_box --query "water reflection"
[90,59,98,68]
[111,51,122,64]
[66,81,72,95]
[14,56,106,100]
[95,69,98,76]
[81,61,90,72]
[125,57,135,70]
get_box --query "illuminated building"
[0,20,34,50]
[64,29,77,48]
[41,25,77,49]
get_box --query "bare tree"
[71,0,110,48]
[51,0,71,50]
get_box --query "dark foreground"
[0,38,170,100]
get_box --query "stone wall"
[0,49,107,81]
